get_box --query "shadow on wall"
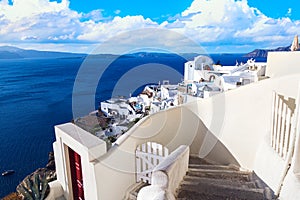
[189,113,240,166]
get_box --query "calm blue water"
[0,58,81,197]
[0,53,266,197]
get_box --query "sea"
[0,53,266,197]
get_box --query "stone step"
[187,168,251,182]
[176,156,277,200]
[177,189,264,200]
[189,163,240,171]
[264,186,277,200]
[176,193,239,200]
[177,181,265,200]
[188,156,213,165]
[183,175,257,189]
[249,172,277,199]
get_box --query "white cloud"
[114,9,121,15]
[164,0,300,51]
[0,0,299,53]
[0,0,70,22]
[0,0,160,52]
[83,9,105,21]
[181,0,261,29]
[0,0,83,44]
[77,16,158,42]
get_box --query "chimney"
[291,35,299,51]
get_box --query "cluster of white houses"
[46,50,300,200]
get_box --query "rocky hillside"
[2,152,56,200]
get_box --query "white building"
[184,55,214,83]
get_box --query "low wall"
[266,51,300,78]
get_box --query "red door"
[68,147,85,200]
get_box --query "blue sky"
[248,0,300,20]
[0,0,300,53]
[68,0,195,23]
[68,0,300,22]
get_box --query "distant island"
[244,44,299,58]
[0,46,187,59]
[0,46,87,59]
[0,44,299,60]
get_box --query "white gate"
[136,142,169,183]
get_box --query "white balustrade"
[270,91,296,160]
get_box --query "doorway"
[68,147,85,200]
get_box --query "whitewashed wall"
[266,51,300,78]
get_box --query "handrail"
[137,145,189,200]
